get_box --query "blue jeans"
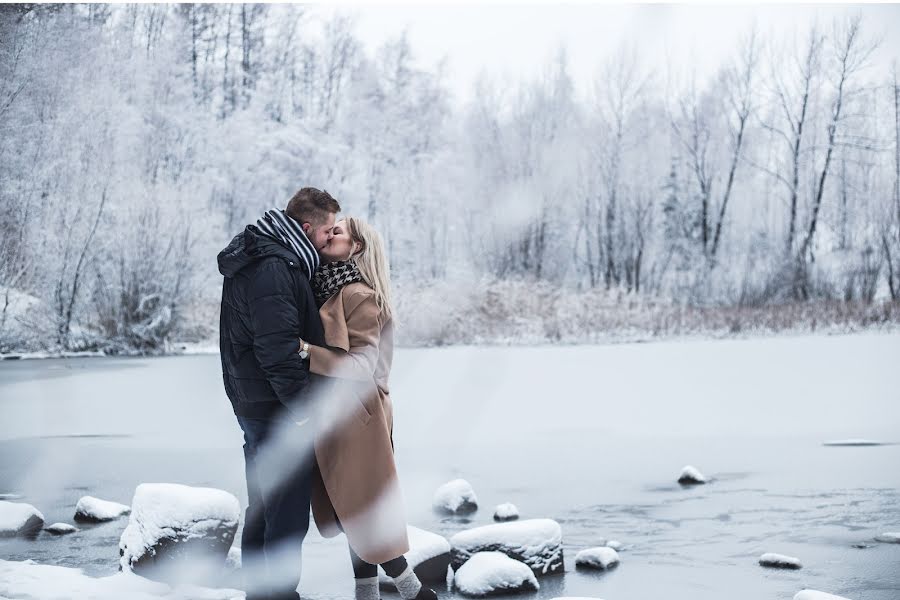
[237,416,314,600]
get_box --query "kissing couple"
[217,187,437,600]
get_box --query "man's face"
[302,212,336,252]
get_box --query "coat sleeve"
[248,260,310,405]
[309,291,381,382]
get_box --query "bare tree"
[799,15,877,260]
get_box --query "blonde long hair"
[346,217,393,322]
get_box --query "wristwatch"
[298,339,310,360]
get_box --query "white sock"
[393,566,422,600]
[355,576,380,600]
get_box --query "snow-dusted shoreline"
[3,323,899,361]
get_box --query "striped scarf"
[255,208,320,280]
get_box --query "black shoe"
[414,588,438,600]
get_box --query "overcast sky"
[314,3,900,104]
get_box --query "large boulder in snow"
[0,501,44,538]
[450,518,563,577]
[380,526,451,588]
[453,552,538,596]
[759,552,802,569]
[74,496,131,523]
[794,591,852,600]
[874,532,900,543]
[119,483,240,584]
[575,547,619,570]
[677,465,707,485]
[433,479,478,515]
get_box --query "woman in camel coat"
[299,217,437,600]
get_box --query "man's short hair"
[285,187,341,227]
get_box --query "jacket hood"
[217,225,302,278]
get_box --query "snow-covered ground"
[0,332,898,600]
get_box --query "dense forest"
[1,4,898,352]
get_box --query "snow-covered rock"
[575,546,619,570]
[433,479,478,514]
[677,465,707,485]
[119,483,240,584]
[453,552,538,596]
[822,439,884,446]
[379,526,451,587]
[0,501,45,538]
[0,493,23,500]
[45,523,78,535]
[0,559,243,600]
[450,518,563,576]
[74,496,131,523]
[493,503,519,522]
[874,532,900,543]
[759,552,802,569]
[606,540,623,551]
[793,591,852,600]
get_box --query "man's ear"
[301,222,312,234]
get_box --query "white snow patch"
[493,503,519,521]
[119,483,240,572]
[874,532,900,543]
[0,501,44,537]
[759,552,802,569]
[75,496,131,522]
[45,523,78,535]
[225,547,241,570]
[0,559,243,599]
[822,439,885,446]
[453,552,538,596]
[677,465,707,484]
[574,547,620,569]
[794,591,852,600]
[433,479,478,513]
[606,540,623,551]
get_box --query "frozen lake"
[1,332,899,599]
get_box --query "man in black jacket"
[218,187,340,600]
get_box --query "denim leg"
[238,417,269,599]
[237,415,313,600]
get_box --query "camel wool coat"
[308,282,410,565]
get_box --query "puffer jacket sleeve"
[309,290,382,382]
[248,260,309,405]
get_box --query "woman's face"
[319,219,356,263]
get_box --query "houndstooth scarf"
[312,260,363,307]
[255,208,319,280]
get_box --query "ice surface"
[453,552,538,596]
[493,502,519,521]
[0,501,44,537]
[0,559,243,599]
[759,553,802,569]
[433,479,478,514]
[75,496,131,522]
[575,546,620,569]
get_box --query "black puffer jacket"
[218,225,326,420]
